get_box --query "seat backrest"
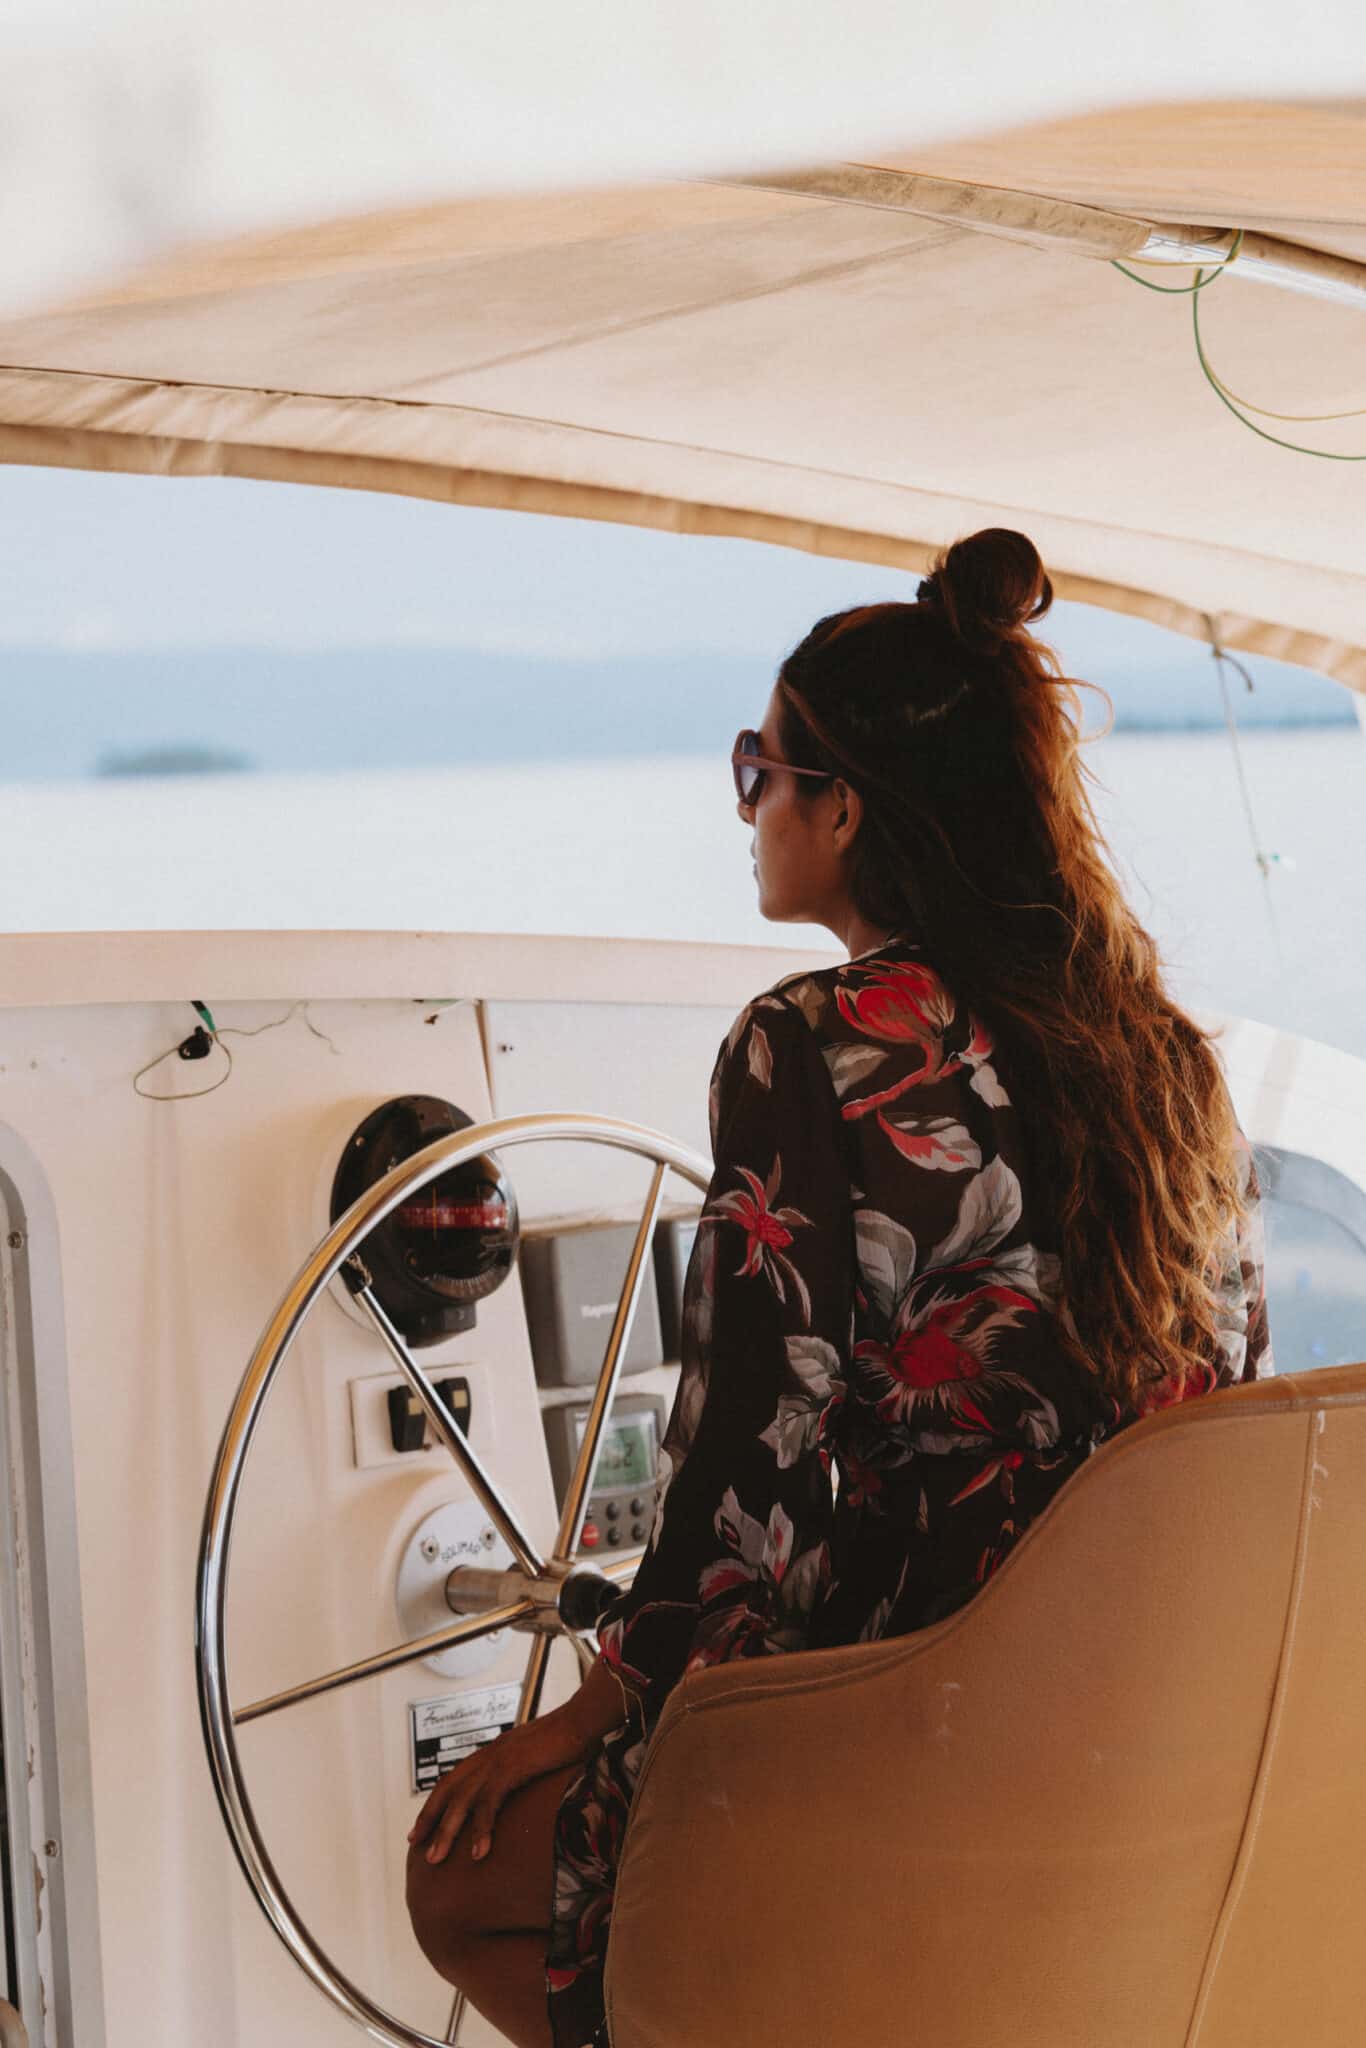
[606,1363,1366,2048]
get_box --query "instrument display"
[574,1409,657,1492]
[542,1390,669,1556]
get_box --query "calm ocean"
[3,726,1364,1059]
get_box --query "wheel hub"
[444,1557,621,1635]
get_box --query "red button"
[581,1522,601,1549]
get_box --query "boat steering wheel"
[196,1112,711,2048]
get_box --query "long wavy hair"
[776,526,1246,1410]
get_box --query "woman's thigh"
[406,1761,584,1951]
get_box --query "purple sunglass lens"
[733,731,763,802]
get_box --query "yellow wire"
[1118,253,1234,271]
[1115,226,1366,430]
[1200,358,1366,424]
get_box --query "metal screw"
[496,1043,515,1054]
[420,1536,441,1563]
[6,1232,23,1251]
[481,1526,496,1549]
[43,1840,59,1859]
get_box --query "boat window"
[2,471,1365,1080]
[1253,1144,1366,1374]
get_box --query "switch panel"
[387,1376,471,1454]
[350,1369,478,1471]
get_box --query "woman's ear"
[830,778,863,852]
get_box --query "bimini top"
[1,4,1365,688]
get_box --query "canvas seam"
[1183,1404,1321,2046]
[0,357,1359,580]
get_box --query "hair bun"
[931,527,1052,649]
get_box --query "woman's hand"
[407,1659,631,1865]
[408,1709,585,1865]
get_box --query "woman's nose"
[736,798,754,825]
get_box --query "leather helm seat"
[606,1363,1366,2047]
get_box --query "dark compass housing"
[331,1094,519,1345]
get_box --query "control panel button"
[629,1496,643,1514]
[631,1521,647,1542]
[386,1376,472,1455]
[581,1522,601,1549]
[606,1527,622,1547]
[604,1501,619,1520]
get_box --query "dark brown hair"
[776,526,1245,1408]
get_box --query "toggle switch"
[386,1376,472,1454]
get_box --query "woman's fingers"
[466,1787,502,1862]
[408,1763,461,1846]
[408,1716,571,1863]
[426,1780,477,1863]
[428,1763,506,1864]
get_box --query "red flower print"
[690,1489,830,1663]
[959,1012,1011,1108]
[743,1194,793,1258]
[838,1446,883,1509]
[881,1313,989,1389]
[865,1271,1037,1389]
[948,1449,1025,1506]
[876,1113,981,1172]
[835,963,973,1121]
[836,960,955,1045]
[703,1154,815,1324]
[852,1253,1060,1450]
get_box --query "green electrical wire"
[1191,287,1366,461]
[1111,228,1244,293]
[1111,227,1366,460]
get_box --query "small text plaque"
[410,1681,521,1795]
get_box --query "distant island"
[96,743,256,777]
[0,644,1353,784]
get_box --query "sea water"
[1,726,1363,1058]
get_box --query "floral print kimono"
[545,932,1271,2047]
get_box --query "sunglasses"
[732,729,833,806]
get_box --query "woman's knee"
[406,1837,482,1972]
[405,1761,575,1970]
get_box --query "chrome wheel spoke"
[353,1283,544,1578]
[516,1632,555,1726]
[553,1161,668,1563]
[235,1599,534,1726]
[592,1552,639,1589]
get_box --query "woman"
[404,526,1272,2048]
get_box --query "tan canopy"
[2,94,1364,688]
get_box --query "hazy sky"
[0,461,1354,730]
[0,458,1252,663]
[0,458,1121,660]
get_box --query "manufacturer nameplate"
[410,1682,521,1794]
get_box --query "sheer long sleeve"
[1219,1131,1273,1381]
[595,993,852,1724]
